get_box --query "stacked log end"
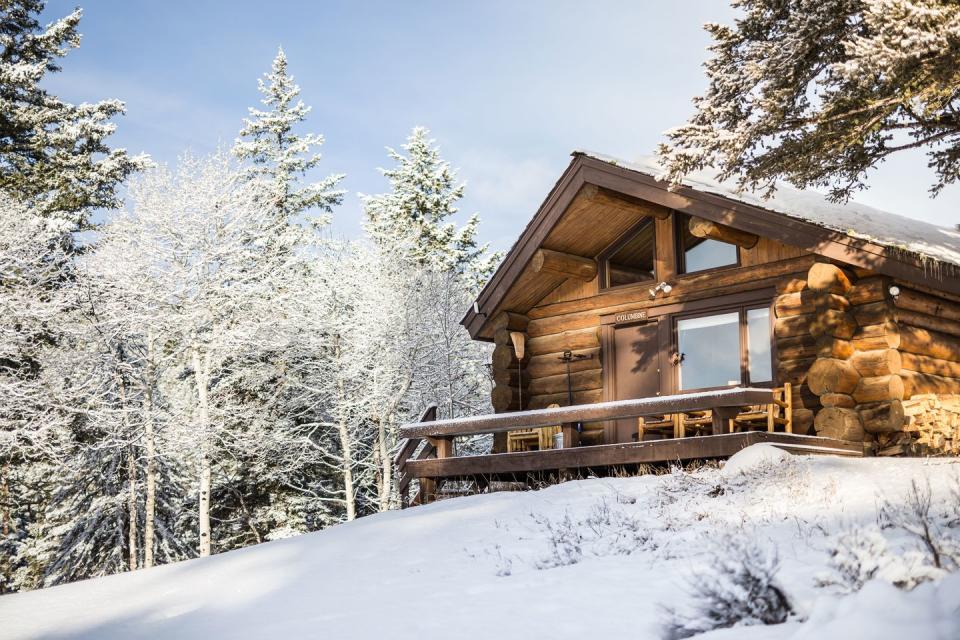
[773,270,841,434]
[801,263,867,441]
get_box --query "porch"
[395,388,863,505]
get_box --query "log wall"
[489,312,529,452]
[772,278,823,435]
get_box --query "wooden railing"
[393,405,437,507]
[394,388,777,504]
[400,388,775,440]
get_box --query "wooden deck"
[396,390,865,504]
[405,432,862,483]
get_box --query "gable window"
[676,213,738,274]
[599,219,656,289]
[676,305,772,391]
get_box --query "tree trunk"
[193,346,212,558]
[375,416,391,512]
[0,461,9,538]
[336,413,356,522]
[333,339,356,521]
[119,378,138,572]
[143,338,157,569]
[127,447,138,572]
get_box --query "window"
[747,308,772,383]
[677,213,738,273]
[600,220,656,289]
[677,312,740,390]
[676,305,772,391]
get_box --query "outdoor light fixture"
[888,285,901,298]
[649,281,673,298]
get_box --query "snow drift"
[1,446,958,639]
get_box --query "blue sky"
[44,1,958,251]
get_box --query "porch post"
[561,423,580,448]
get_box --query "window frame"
[672,302,775,393]
[675,212,741,275]
[597,218,658,291]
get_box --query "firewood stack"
[875,394,960,456]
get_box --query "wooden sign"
[613,311,648,324]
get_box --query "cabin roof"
[462,151,960,340]
[580,151,960,271]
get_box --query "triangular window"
[599,219,656,289]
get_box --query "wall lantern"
[649,281,673,298]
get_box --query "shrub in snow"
[585,498,651,556]
[816,526,941,593]
[816,527,889,594]
[879,478,960,575]
[816,478,960,596]
[661,536,793,639]
[518,497,654,572]
[533,512,583,569]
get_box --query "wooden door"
[611,321,661,442]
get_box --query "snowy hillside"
[1,445,958,639]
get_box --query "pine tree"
[0,0,146,226]
[659,0,960,201]
[233,47,344,224]
[362,126,500,284]
[0,191,75,592]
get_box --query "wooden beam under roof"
[688,215,759,248]
[531,248,597,281]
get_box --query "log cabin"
[397,151,960,503]
[462,151,960,457]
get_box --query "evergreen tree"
[233,47,344,224]
[0,192,74,593]
[0,0,146,226]
[361,126,500,286]
[659,0,960,201]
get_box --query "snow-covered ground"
[2,445,959,639]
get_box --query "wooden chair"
[507,404,563,452]
[538,424,562,449]
[678,410,714,437]
[731,384,793,433]
[506,429,540,452]
[638,414,680,440]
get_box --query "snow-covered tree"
[0,0,146,226]
[100,152,316,556]
[0,192,76,592]
[78,236,193,570]
[659,0,960,200]
[232,47,344,225]
[362,126,500,284]
[353,128,498,505]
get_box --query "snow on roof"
[576,150,960,272]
